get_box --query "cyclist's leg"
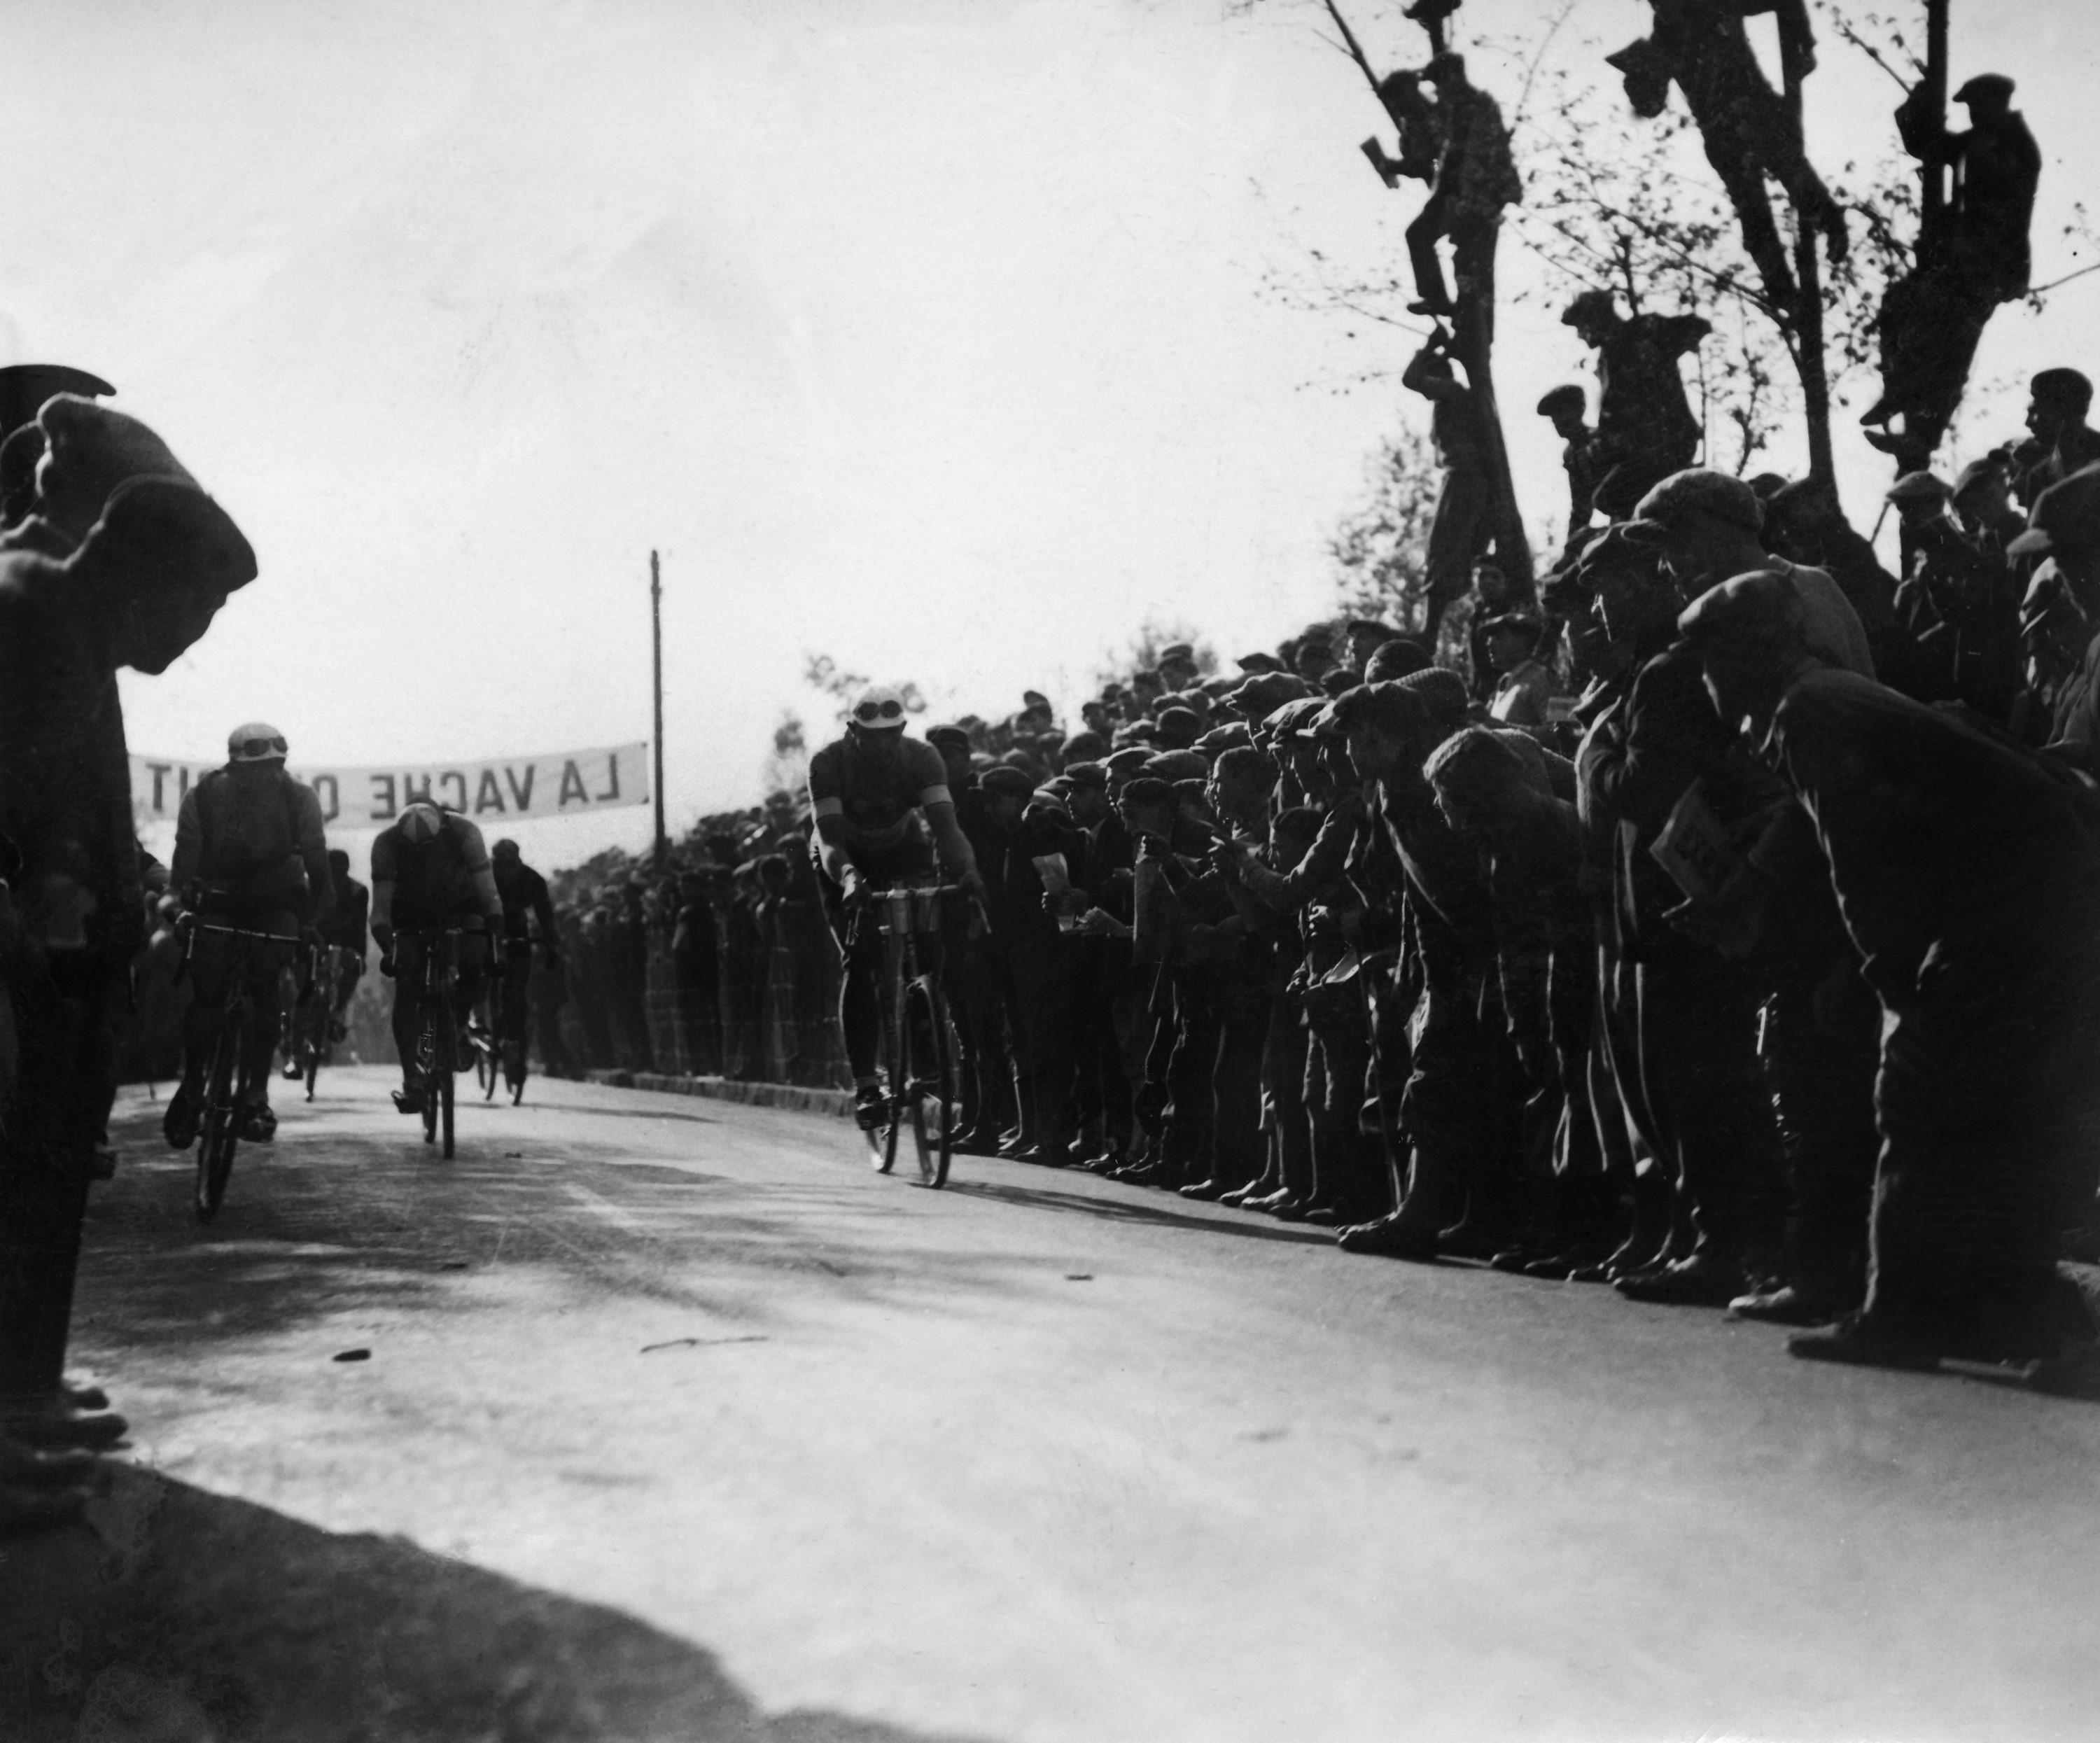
[331,949,363,1038]
[241,922,297,1121]
[457,930,492,1050]
[168,930,232,1144]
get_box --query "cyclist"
[491,837,559,1070]
[368,801,505,1116]
[808,683,986,1130]
[318,848,370,1041]
[163,722,334,1148]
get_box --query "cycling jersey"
[321,873,370,956]
[493,857,557,945]
[370,811,502,931]
[806,734,951,859]
[172,764,333,925]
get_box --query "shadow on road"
[1,1467,995,1742]
[945,1178,1335,1247]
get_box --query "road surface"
[17,1065,2100,1742]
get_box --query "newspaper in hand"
[1648,779,1744,904]
[1032,852,1076,932]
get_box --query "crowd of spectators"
[540,365,2100,1382]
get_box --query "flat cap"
[1196,723,1254,757]
[1623,468,1764,540]
[1954,73,2015,104]
[923,722,972,749]
[1364,638,1433,682]
[1225,672,1315,716]
[1322,680,1429,738]
[1562,288,1617,327]
[1144,750,1211,783]
[1263,696,1329,739]
[1158,642,1196,664]
[1536,384,1586,419]
[1884,471,1950,505]
[2031,367,2092,405]
[1063,760,1108,789]
[1236,652,1284,673]
[1395,666,1472,722]
[1952,455,2010,499]
[2008,462,2100,558]
[979,765,1036,799]
[1061,729,1107,762]
[1103,747,1154,775]
[1155,705,1204,747]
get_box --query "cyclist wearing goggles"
[164,721,335,1148]
[808,683,986,1127]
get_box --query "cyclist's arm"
[528,870,559,953]
[812,811,860,893]
[921,799,980,891]
[369,833,397,945]
[292,785,335,930]
[446,819,505,929]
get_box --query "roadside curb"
[583,1069,854,1121]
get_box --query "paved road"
[49,1066,2100,1741]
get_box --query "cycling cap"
[400,801,444,845]
[848,683,908,732]
[227,721,288,762]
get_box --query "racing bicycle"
[854,883,967,1189]
[393,927,472,1158]
[175,914,298,1222]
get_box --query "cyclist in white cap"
[368,799,506,1115]
[808,683,986,1128]
[164,722,334,1148]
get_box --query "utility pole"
[650,550,666,861]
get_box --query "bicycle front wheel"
[904,978,955,1189]
[441,1062,456,1159]
[195,1029,239,1223]
[867,988,904,1176]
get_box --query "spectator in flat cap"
[1626,468,1876,678]
[1480,612,1555,727]
[1237,652,1284,674]
[2008,463,2100,608]
[1760,480,1903,678]
[2017,369,2100,507]
[1363,638,1432,683]
[1681,570,2100,1371]
[1340,620,1401,677]
[1564,289,1711,519]
[1536,382,1601,552]
[1154,706,1203,750]
[1144,750,1210,785]
[1196,723,1253,758]
[979,764,1036,802]
[1226,671,1315,721]
[1292,639,1334,687]
[1102,747,1152,795]
[1061,729,1107,764]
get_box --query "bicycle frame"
[854,883,967,1187]
[176,915,298,1221]
[396,926,466,1158]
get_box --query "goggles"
[853,698,906,725]
[232,734,288,761]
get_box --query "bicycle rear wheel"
[420,1007,440,1148]
[195,1028,239,1223]
[904,979,955,1188]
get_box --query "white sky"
[2,0,2093,864]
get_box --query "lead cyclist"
[808,684,988,1130]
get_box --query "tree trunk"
[1450,224,1533,597]
[1783,38,1835,494]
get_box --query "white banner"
[132,742,650,830]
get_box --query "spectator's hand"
[1072,909,1129,939]
[839,870,865,909]
[960,867,990,910]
